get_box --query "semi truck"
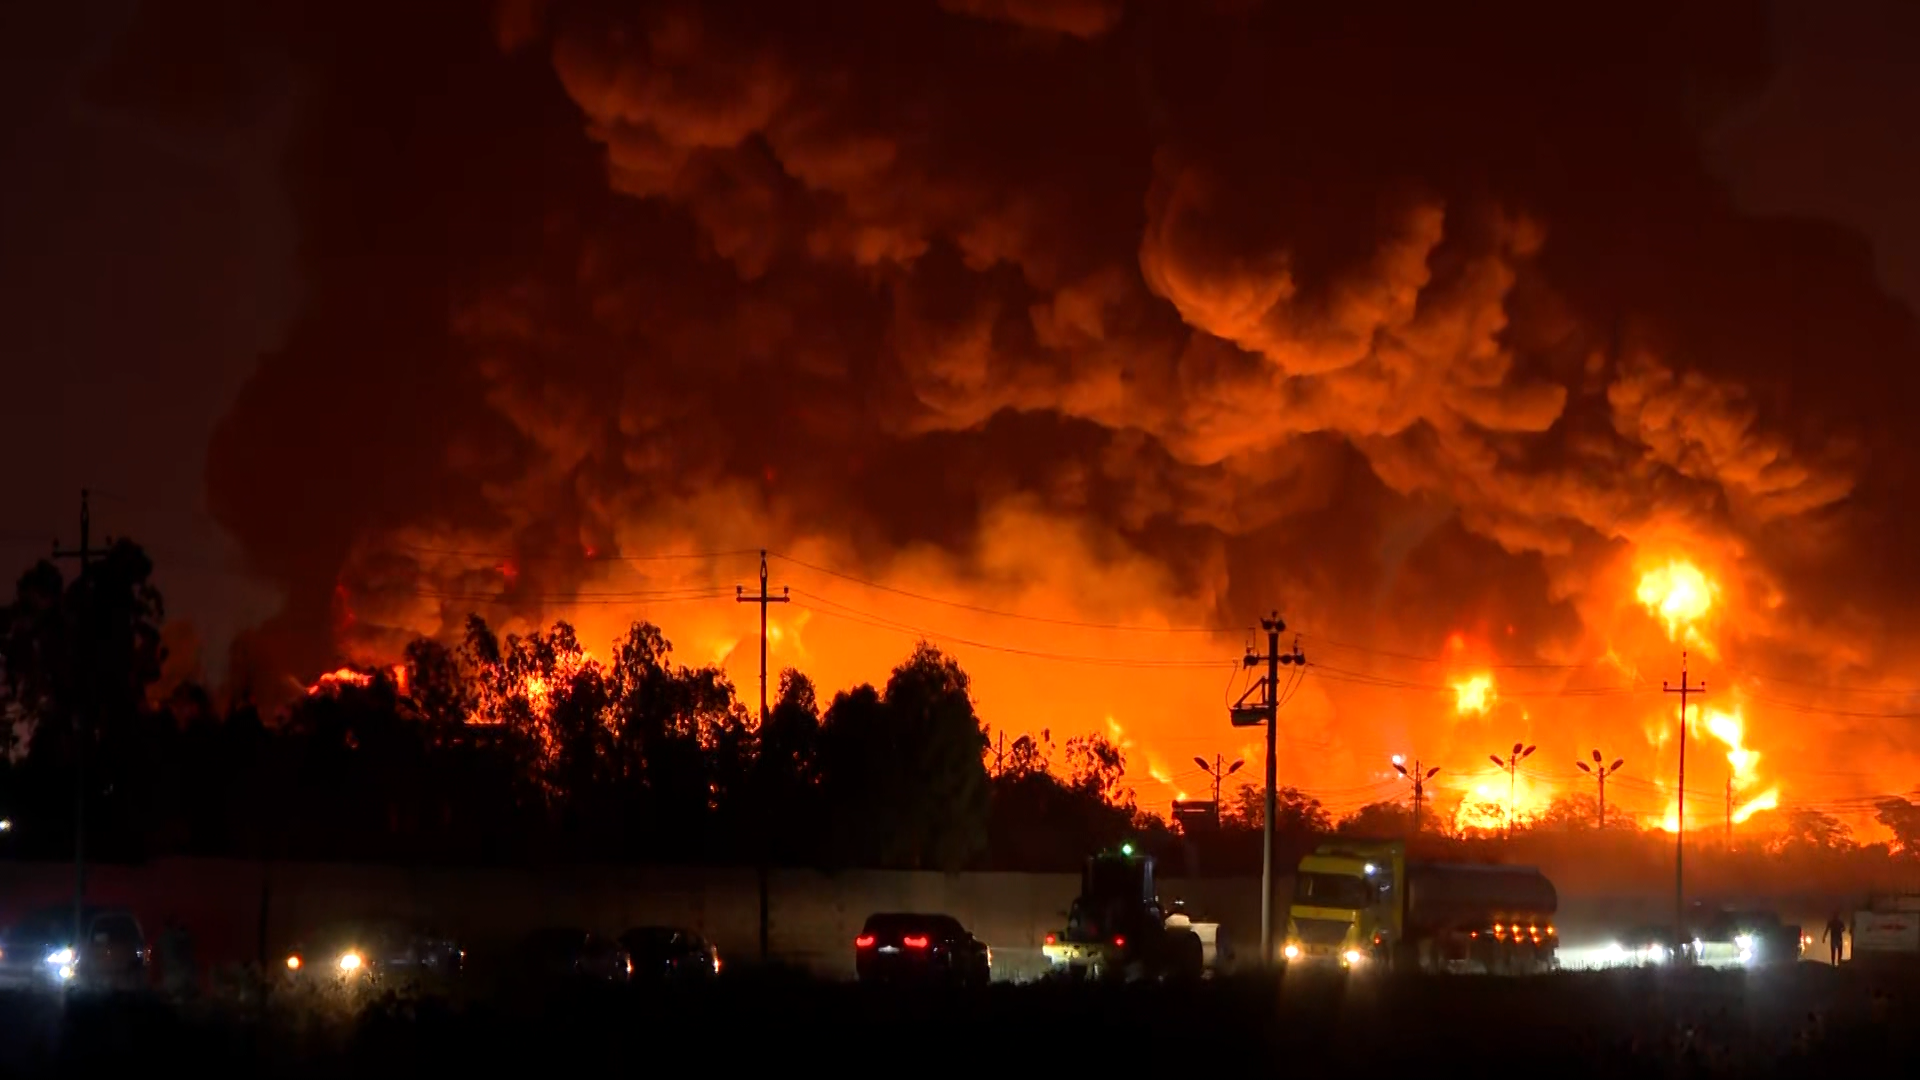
[1283,839,1558,973]
[1041,844,1207,981]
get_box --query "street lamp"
[1574,750,1626,830]
[1488,742,1536,840]
[1392,758,1441,836]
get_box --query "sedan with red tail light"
[854,913,990,987]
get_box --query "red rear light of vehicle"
[855,935,875,948]
[903,935,929,949]
[1043,933,1056,946]
[1113,935,1126,947]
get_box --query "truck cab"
[1285,844,1398,968]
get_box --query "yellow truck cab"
[1284,839,1559,973]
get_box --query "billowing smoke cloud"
[109,0,1920,822]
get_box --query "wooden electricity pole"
[52,489,108,950]
[1229,614,1303,964]
[737,551,789,965]
[1664,652,1704,956]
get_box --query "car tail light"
[855,935,875,948]
[903,935,929,949]
[1112,935,1126,947]
[1044,933,1056,946]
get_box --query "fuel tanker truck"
[1283,839,1559,973]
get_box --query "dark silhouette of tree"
[1225,783,1329,836]
[1336,800,1413,837]
[1872,797,1920,857]
[1065,733,1130,808]
[816,643,990,870]
[1772,808,1856,853]
[752,669,823,864]
[0,542,166,858]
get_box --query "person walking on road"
[1823,912,1847,966]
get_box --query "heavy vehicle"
[1040,844,1205,981]
[1851,893,1920,963]
[0,905,148,992]
[1283,839,1558,973]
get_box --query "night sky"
[5,0,1920,818]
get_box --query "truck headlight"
[1283,943,1300,960]
[338,951,363,972]
[45,947,75,967]
[1342,949,1363,965]
[1602,942,1626,961]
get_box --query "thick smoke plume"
[110,0,1920,826]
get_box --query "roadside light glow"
[338,951,363,972]
[1283,943,1300,959]
[1342,949,1363,965]
[57,965,75,981]
[45,947,74,966]
[1363,863,1376,876]
[1120,843,1134,857]
[286,955,301,971]
[0,818,12,831]
[1602,942,1626,961]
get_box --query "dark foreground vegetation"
[2,966,1917,1078]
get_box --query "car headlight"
[1602,942,1626,960]
[1283,943,1300,960]
[1734,933,1754,951]
[1644,943,1669,962]
[1342,949,1363,965]
[45,947,75,967]
[286,955,302,971]
[338,951,363,972]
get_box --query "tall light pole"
[1392,756,1440,837]
[1488,742,1536,840]
[1574,750,1625,830]
[1193,754,1244,827]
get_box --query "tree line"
[3,541,1918,874]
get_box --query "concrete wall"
[0,860,1268,981]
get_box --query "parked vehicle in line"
[855,912,991,987]
[1597,925,1677,966]
[283,918,465,987]
[0,905,148,992]
[1687,909,1801,968]
[510,927,631,984]
[620,926,720,984]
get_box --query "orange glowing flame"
[1452,673,1495,716]
[1635,559,1719,652]
[1654,704,1780,833]
[1451,774,1554,835]
[305,667,373,695]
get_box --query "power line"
[770,551,1242,634]
[792,590,1236,670]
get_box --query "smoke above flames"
[100,0,1920,827]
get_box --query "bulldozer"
[1040,843,1206,981]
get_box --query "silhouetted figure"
[1823,913,1846,966]
[159,918,195,996]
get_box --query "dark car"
[0,905,148,992]
[512,927,631,984]
[620,926,720,983]
[854,912,991,987]
[284,918,464,986]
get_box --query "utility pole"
[1192,753,1244,827]
[1229,614,1303,964]
[1725,776,1733,848]
[736,550,789,965]
[1392,756,1440,837]
[993,730,1006,777]
[1664,652,1704,956]
[1487,742,1536,841]
[1575,750,1626,831]
[52,489,108,952]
